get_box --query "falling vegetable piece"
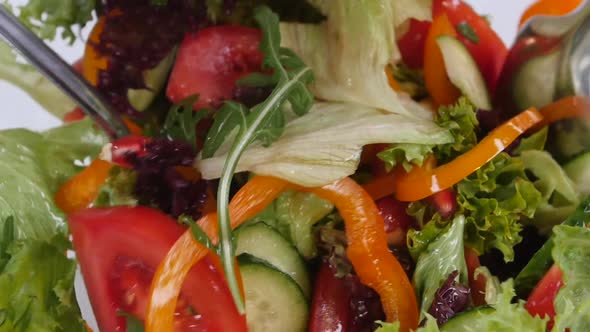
[519,0,583,27]
[424,14,462,107]
[54,159,113,214]
[364,109,544,201]
[146,176,419,332]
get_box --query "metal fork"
[0,5,129,139]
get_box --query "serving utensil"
[0,5,128,139]
[498,0,590,111]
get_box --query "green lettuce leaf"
[514,197,590,297]
[408,153,543,262]
[0,218,85,332]
[280,0,433,119]
[249,191,333,258]
[6,0,96,43]
[551,225,590,332]
[197,102,452,187]
[375,281,545,332]
[0,41,75,120]
[413,215,467,315]
[0,119,107,240]
[377,97,478,170]
[520,150,581,233]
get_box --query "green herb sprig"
[201,6,314,313]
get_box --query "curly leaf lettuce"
[0,41,75,120]
[198,102,452,187]
[375,280,545,331]
[378,97,478,170]
[0,119,107,240]
[552,225,590,332]
[413,215,467,315]
[6,0,96,43]
[280,0,433,119]
[408,153,543,262]
[0,218,85,332]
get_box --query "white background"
[0,0,536,130]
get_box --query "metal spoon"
[497,0,590,112]
[0,5,129,139]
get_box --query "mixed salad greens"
[0,0,589,331]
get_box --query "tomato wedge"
[525,264,564,330]
[166,26,263,110]
[308,262,352,332]
[397,19,431,69]
[433,0,508,94]
[69,206,247,332]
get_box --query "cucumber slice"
[512,50,560,111]
[239,254,308,332]
[127,49,176,111]
[437,35,491,110]
[235,223,310,297]
[564,151,590,195]
[440,306,496,331]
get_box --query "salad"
[0,0,589,331]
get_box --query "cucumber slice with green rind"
[234,222,310,297]
[238,254,309,332]
[437,35,492,110]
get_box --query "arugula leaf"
[93,166,138,208]
[6,0,96,43]
[413,215,468,315]
[162,95,209,150]
[552,225,590,332]
[201,6,314,313]
[389,63,428,99]
[456,22,480,43]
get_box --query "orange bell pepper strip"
[534,95,590,129]
[83,17,109,86]
[519,0,583,27]
[146,176,419,332]
[364,109,544,201]
[424,14,462,108]
[145,176,293,332]
[394,108,543,201]
[54,159,113,214]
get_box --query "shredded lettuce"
[197,102,452,187]
[0,41,75,120]
[280,0,433,119]
[0,218,85,332]
[6,0,96,43]
[519,150,581,233]
[413,215,467,316]
[552,225,590,332]
[0,119,107,240]
[248,191,333,258]
[408,153,543,262]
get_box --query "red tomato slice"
[525,264,564,330]
[167,26,263,111]
[308,262,352,332]
[397,19,431,69]
[69,206,247,332]
[433,0,508,94]
[428,188,457,219]
[464,247,487,306]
